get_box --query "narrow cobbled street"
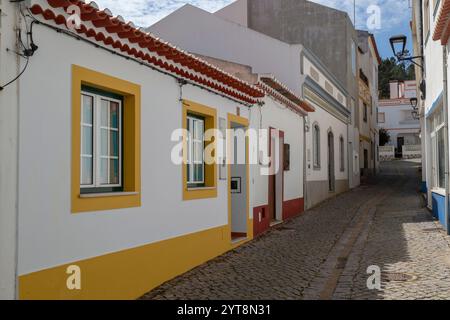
[141,159,450,300]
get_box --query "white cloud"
[94,0,234,27]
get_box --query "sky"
[94,0,413,59]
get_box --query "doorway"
[268,128,284,224]
[397,137,405,158]
[328,131,335,192]
[229,116,249,243]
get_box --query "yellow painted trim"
[19,225,231,300]
[227,113,253,246]
[71,65,141,213]
[182,100,218,201]
[360,134,372,143]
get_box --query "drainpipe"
[303,116,308,210]
[443,44,450,235]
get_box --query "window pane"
[101,99,109,127]
[81,156,93,185]
[195,120,204,140]
[100,158,108,185]
[110,102,119,129]
[82,126,93,155]
[194,141,203,162]
[100,128,108,156]
[110,159,120,185]
[110,131,119,157]
[194,164,204,182]
[82,95,93,124]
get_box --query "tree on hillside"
[378,51,415,99]
[379,128,391,146]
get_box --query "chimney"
[389,80,399,99]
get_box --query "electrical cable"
[0,3,37,91]
[0,58,29,91]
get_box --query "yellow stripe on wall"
[19,225,230,300]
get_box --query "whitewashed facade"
[0,0,271,299]
[378,80,420,156]
[149,3,351,209]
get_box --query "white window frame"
[80,91,122,190]
[187,115,205,185]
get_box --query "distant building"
[215,0,363,187]
[357,30,381,176]
[378,80,420,156]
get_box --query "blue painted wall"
[431,192,447,227]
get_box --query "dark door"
[328,132,335,192]
[269,174,276,221]
[364,149,368,169]
[397,137,405,157]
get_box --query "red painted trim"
[253,197,304,237]
[253,205,270,237]
[282,198,305,220]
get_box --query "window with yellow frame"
[71,65,141,213]
[182,100,217,201]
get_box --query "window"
[325,81,334,95]
[186,115,205,187]
[339,136,345,172]
[363,103,368,122]
[81,88,122,193]
[71,65,141,213]
[182,100,217,201]
[313,124,321,169]
[430,105,445,190]
[378,112,385,123]
[310,66,320,82]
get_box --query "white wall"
[215,0,248,27]
[249,96,304,210]
[378,90,420,151]
[149,4,303,97]
[305,104,348,182]
[17,22,251,276]
[0,0,19,299]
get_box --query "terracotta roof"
[29,0,264,104]
[257,75,315,114]
[433,0,450,44]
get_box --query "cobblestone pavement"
[141,160,450,300]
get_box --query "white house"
[378,80,420,157]
[0,0,273,299]
[357,31,381,176]
[149,3,351,209]
[411,0,449,230]
[194,55,314,236]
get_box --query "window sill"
[186,187,217,191]
[431,188,445,197]
[183,186,217,201]
[79,192,139,199]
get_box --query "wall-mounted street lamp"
[389,34,423,70]
[410,97,420,120]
